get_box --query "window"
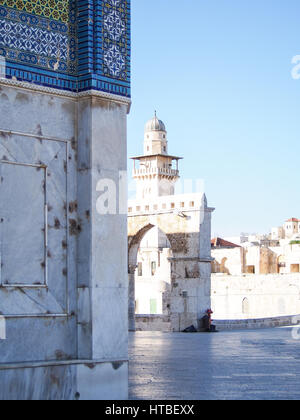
[190,201,195,207]
[246,265,255,274]
[242,298,250,315]
[138,263,143,277]
[291,264,300,273]
[150,299,157,314]
[171,203,175,209]
[128,207,132,213]
[151,261,157,276]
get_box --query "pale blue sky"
[127,0,300,237]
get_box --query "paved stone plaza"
[129,328,300,400]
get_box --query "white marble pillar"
[128,265,136,332]
[76,94,129,397]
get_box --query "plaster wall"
[270,244,300,274]
[212,247,244,275]
[211,273,300,320]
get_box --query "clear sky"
[127,0,300,237]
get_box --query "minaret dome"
[144,112,168,156]
[144,112,166,133]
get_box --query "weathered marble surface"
[0,83,129,399]
[0,85,77,363]
[0,360,128,400]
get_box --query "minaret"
[131,113,182,200]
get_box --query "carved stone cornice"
[0,78,132,113]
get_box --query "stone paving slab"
[129,327,300,400]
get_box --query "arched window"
[242,298,250,315]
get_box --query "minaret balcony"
[133,167,179,177]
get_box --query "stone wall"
[211,273,300,320]
[214,315,300,331]
[135,315,172,332]
[212,247,244,275]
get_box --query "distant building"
[271,226,285,240]
[283,218,300,239]
[211,239,278,275]
[272,218,300,240]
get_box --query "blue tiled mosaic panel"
[0,0,130,97]
[77,0,130,96]
[0,6,76,75]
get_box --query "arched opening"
[128,223,173,331]
[135,226,172,316]
[242,297,250,315]
[277,255,286,274]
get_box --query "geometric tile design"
[0,5,76,74]
[0,18,68,59]
[0,0,69,23]
[0,0,131,97]
[103,0,128,80]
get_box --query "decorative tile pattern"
[0,1,131,97]
[103,0,129,80]
[0,5,76,74]
[0,0,69,23]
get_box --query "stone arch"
[277,255,285,274]
[128,222,173,331]
[128,223,154,267]
[220,257,230,274]
[135,226,172,317]
[128,199,214,332]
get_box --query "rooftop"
[131,154,183,161]
[211,237,240,248]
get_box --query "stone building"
[0,0,130,400]
[211,239,279,276]
[272,218,300,240]
[211,235,300,321]
[128,114,214,332]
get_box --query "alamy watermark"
[95,171,206,217]
[0,316,6,340]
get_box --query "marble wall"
[0,81,130,400]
